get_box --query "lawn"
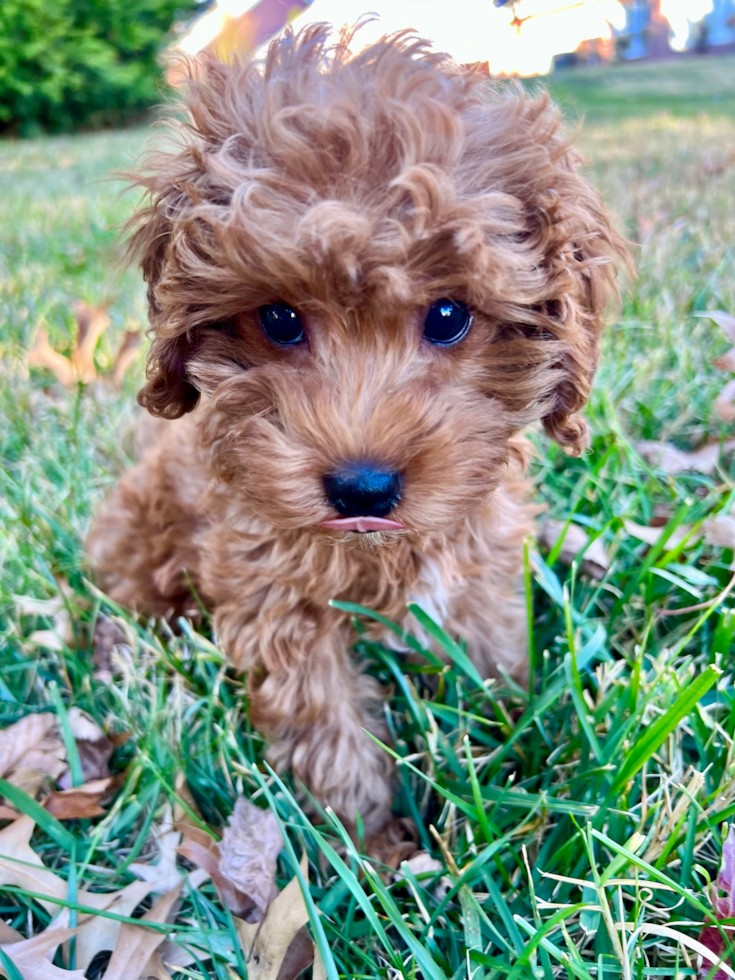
[1,55,735,979]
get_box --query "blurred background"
[1,0,734,135]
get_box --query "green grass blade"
[0,946,25,980]
[405,603,486,688]
[611,665,721,791]
[0,778,75,853]
[48,682,84,789]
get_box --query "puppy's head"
[128,25,626,540]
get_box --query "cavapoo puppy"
[88,24,624,843]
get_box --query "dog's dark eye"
[258,304,305,345]
[423,299,472,347]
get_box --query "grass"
[1,56,735,978]
[542,53,735,119]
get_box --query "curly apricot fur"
[88,24,626,845]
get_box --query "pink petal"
[718,826,735,894]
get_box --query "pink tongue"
[319,516,405,533]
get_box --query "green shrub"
[0,0,200,135]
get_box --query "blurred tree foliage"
[0,0,201,135]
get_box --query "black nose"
[324,464,402,518]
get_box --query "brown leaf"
[70,301,110,384]
[0,714,67,798]
[27,301,138,391]
[131,804,184,893]
[103,881,183,980]
[44,776,119,820]
[401,851,444,877]
[218,798,283,923]
[538,520,610,580]
[0,921,23,945]
[624,513,735,560]
[0,925,85,980]
[236,856,313,980]
[623,520,699,549]
[145,940,201,978]
[714,351,735,373]
[0,714,57,779]
[391,849,451,899]
[636,439,735,475]
[27,327,74,387]
[703,514,735,551]
[141,951,175,980]
[70,880,152,972]
[111,329,142,388]
[273,924,313,980]
[0,816,67,914]
[178,837,255,920]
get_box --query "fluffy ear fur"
[522,102,628,456]
[455,90,629,456]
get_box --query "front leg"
[216,603,393,834]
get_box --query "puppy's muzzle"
[321,464,403,532]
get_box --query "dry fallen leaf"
[636,439,735,475]
[714,351,735,373]
[0,923,22,945]
[0,707,120,813]
[27,327,75,387]
[0,816,67,914]
[145,941,202,980]
[0,713,59,780]
[28,301,141,390]
[237,855,314,980]
[44,776,119,820]
[623,520,698,549]
[625,512,735,555]
[131,803,185,893]
[103,881,183,980]
[178,835,257,921]
[178,796,283,922]
[0,924,85,980]
[0,714,67,800]
[392,850,452,901]
[538,520,610,580]
[218,798,283,922]
[703,514,735,551]
[401,851,444,877]
[67,879,152,972]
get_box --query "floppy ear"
[124,167,205,419]
[458,89,629,456]
[124,55,252,420]
[530,104,629,456]
[538,165,627,456]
